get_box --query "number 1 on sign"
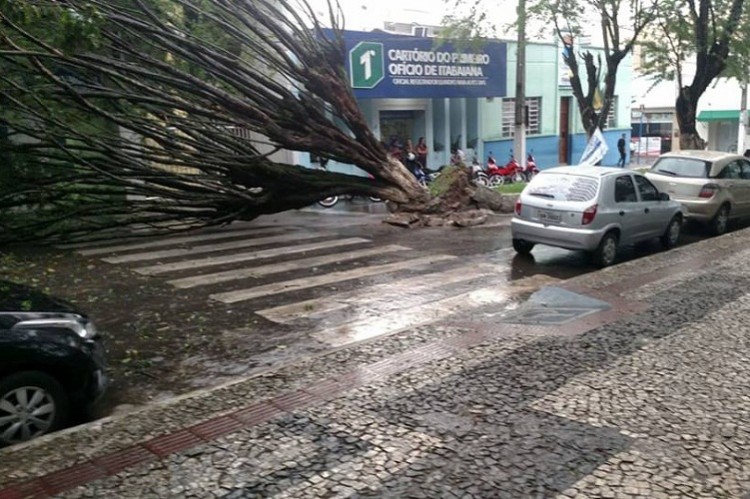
[360,50,376,80]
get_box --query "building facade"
[631,44,750,156]
[296,30,633,175]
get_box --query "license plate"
[537,209,562,223]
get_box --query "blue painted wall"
[571,129,631,166]
[483,129,631,169]
[483,135,559,170]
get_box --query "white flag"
[578,128,609,167]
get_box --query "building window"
[502,97,541,137]
[606,96,618,129]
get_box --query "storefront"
[298,30,633,174]
[697,110,750,153]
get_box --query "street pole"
[638,105,644,165]
[738,78,747,154]
[513,0,526,167]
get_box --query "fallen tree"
[0,0,435,242]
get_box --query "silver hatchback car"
[511,166,685,267]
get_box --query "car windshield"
[526,173,599,202]
[650,157,710,178]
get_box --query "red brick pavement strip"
[0,289,657,499]
[189,415,245,441]
[39,463,106,496]
[143,429,202,459]
[93,445,155,475]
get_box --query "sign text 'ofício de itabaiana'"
[340,31,507,100]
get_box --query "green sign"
[349,41,384,89]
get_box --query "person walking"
[617,133,627,167]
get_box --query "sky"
[308,0,445,31]
[306,0,628,47]
[306,0,523,33]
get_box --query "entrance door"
[559,97,571,164]
[380,110,415,148]
[716,121,738,152]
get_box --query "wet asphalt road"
[54,202,730,411]
[299,201,713,284]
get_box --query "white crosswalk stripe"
[311,286,510,347]
[134,237,371,275]
[103,232,333,264]
[257,263,505,324]
[168,244,409,289]
[76,227,283,256]
[210,254,457,304]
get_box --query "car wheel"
[0,371,69,446]
[512,238,535,255]
[710,205,730,236]
[660,216,682,249]
[594,232,619,268]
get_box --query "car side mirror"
[659,192,670,201]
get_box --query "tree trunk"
[676,86,707,150]
[671,0,744,151]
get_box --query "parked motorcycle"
[486,152,525,186]
[519,151,540,181]
[470,156,489,186]
[317,166,381,207]
[406,152,435,186]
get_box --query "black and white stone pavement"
[3,228,750,498]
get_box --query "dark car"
[0,281,107,446]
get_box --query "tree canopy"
[443,0,656,137]
[528,0,655,136]
[639,0,749,148]
[0,0,425,242]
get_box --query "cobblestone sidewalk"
[3,230,750,498]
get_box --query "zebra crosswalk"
[63,223,514,347]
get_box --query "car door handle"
[644,208,650,214]
[619,211,625,216]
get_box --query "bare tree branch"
[0,0,429,242]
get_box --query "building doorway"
[559,97,571,164]
[380,110,416,149]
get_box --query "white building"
[631,46,749,155]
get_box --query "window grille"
[501,97,541,137]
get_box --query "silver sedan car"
[511,166,685,267]
[645,150,750,235]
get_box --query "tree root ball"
[384,166,516,228]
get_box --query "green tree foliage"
[527,0,655,137]
[639,0,749,148]
[443,0,656,137]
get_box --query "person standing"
[416,137,429,171]
[617,133,627,167]
[388,136,403,162]
[404,139,414,160]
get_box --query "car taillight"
[582,204,598,225]
[699,184,719,198]
[514,198,522,215]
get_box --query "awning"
[697,110,750,122]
